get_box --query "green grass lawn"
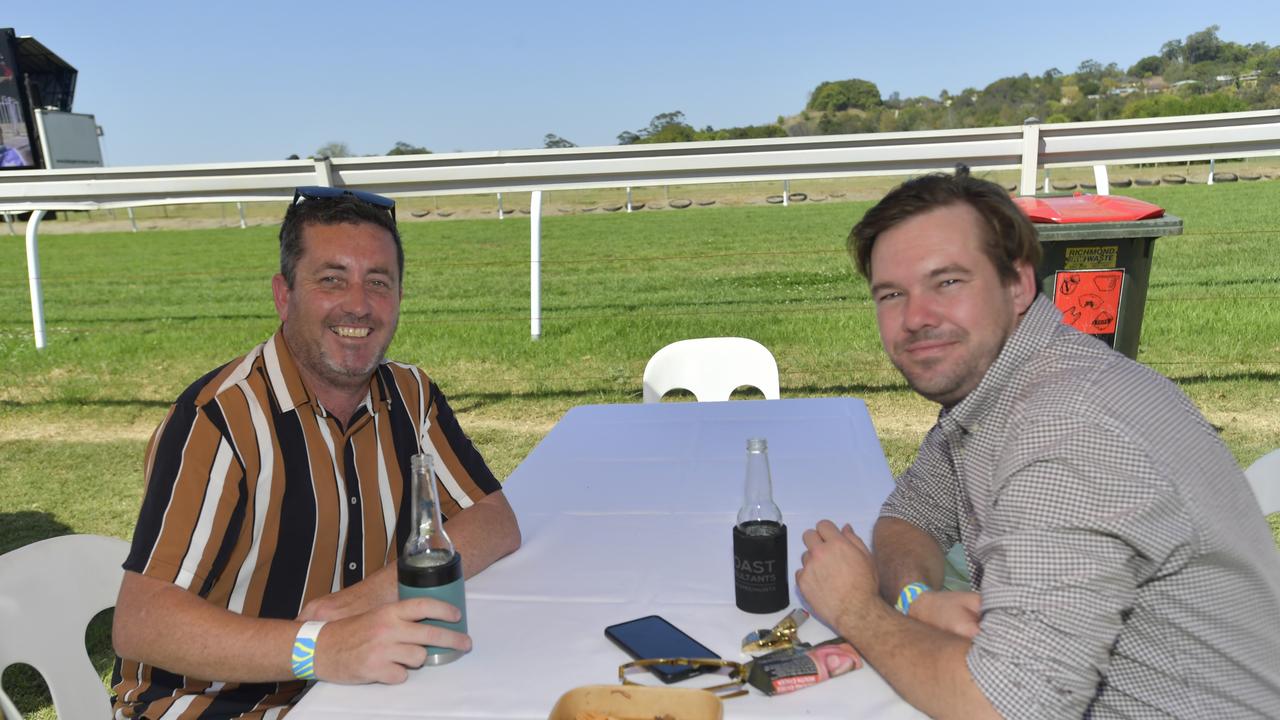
[2,178,1278,716]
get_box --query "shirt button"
[348,562,357,571]
[350,497,358,505]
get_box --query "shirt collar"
[941,294,1061,434]
[263,328,391,417]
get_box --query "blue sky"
[6,1,1276,166]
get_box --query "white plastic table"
[290,398,924,719]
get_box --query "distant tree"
[314,141,351,159]
[643,111,688,137]
[845,79,882,109]
[543,133,577,149]
[709,124,787,140]
[1129,55,1164,77]
[1077,59,1103,77]
[1122,94,1187,119]
[1185,92,1248,114]
[1160,39,1184,62]
[806,78,882,112]
[386,141,430,156]
[286,153,300,160]
[1185,25,1223,64]
[645,122,696,143]
[617,111,693,145]
[1217,40,1250,66]
[808,83,843,112]
[1252,47,1280,75]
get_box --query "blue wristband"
[292,620,326,680]
[895,582,931,615]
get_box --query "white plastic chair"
[0,534,129,720]
[642,337,780,403]
[1,685,20,720]
[1245,448,1280,515]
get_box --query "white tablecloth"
[291,398,924,719]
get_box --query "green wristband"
[292,620,326,680]
[895,582,930,615]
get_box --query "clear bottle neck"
[738,438,782,525]
[404,453,456,567]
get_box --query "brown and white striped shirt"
[112,331,501,719]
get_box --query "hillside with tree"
[564,26,1278,149]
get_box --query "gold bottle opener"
[741,608,809,655]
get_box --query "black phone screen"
[604,615,721,683]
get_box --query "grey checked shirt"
[881,295,1280,719]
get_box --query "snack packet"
[746,637,863,695]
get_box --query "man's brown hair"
[848,170,1042,285]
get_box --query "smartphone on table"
[604,615,721,684]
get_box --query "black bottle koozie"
[733,520,789,613]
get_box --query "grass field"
[2,175,1278,716]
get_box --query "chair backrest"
[0,534,129,719]
[642,337,780,403]
[1245,448,1280,515]
[0,685,20,720]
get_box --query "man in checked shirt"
[796,171,1280,718]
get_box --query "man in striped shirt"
[796,172,1280,718]
[111,188,521,718]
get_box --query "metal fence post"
[25,210,47,349]
[1093,165,1110,196]
[1019,117,1042,196]
[530,190,542,340]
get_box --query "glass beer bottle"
[733,438,789,613]
[397,452,468,665]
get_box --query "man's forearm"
[116,569,475,685]
[445,489,521,579]
[299,562,398,622]
[872,516,945,603]
[114,571,300,682]
[835,600,1000,720]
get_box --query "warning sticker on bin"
[1064,246,1119,270]
[1054,269,1124,342]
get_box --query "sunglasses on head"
[291,186,397,222]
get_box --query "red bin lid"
[1012,193,1165,224]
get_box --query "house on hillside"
[1239,70,1261,89]
[1142,76,1169,94]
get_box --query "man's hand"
[794,523,1001,720]
[907,591,981,639]
[314,597,471,684]
[796,520,882,631]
